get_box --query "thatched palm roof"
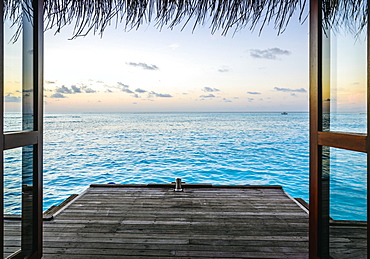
[4,0,368,39]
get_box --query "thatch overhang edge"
[4,0,368,39]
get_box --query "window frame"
[0,0,44,257]
[309,0,369,257]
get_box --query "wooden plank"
[90,184,283,189]
[317,131,367,153]
[3,131,38,150]
[42,242,309,253]
[39,185,366,258]
[42,186,311,258]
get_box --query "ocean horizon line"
[44,111,310,114]
[6,111,368,114]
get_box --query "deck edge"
[282,189,309,214]
[89,183,283,189]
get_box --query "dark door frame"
[309,0,369,257]
[0,0,44,258]
[0,0,368,258]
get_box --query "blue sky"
[4,11,366,113]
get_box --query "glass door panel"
[4,18,23,132]
[4,146,35,258]
[21,11,34,132]
[329,148,367,221]
[4,148,21,258]
[2,0,42,257]
[310,0,368,257]
[322,25,367,133]
[311,1,368,257]
[329,148,367,258]
[4,2,34,133]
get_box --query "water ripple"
[3,113,367,220]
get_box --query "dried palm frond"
[3,0,368,40]
[322,0,367,35]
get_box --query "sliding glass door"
[1,0,43,258]
[310,0,368,257]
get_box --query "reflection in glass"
[3,145,35,258]
[4,19,23,132]
[322,25,367,133]
[22,12,34,131]
[4,7,34,133]
[21,145,34,256]
[320,145,330,258]
[4,148,22,258]
[329,148,367,258]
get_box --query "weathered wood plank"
[40,185,366,258]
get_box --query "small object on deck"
[174,178,183,192]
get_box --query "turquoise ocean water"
[4,113,367,221]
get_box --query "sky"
[3,9,367,113]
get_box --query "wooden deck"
[42,184,309,258]
[4,217,21,258]
[3,184,367,258]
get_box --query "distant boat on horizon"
[281,112,288,115]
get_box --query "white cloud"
[249,48,291,60]
[202,87,220,92]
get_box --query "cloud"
[50,93,67,98]
[148,91,172,98]
[126,62,159,71]
[4,93,21,103]
[249,48,291,60]
[154,93,172,98]
[117,82,129,88]
[122,88,134,93]
[71,85,82,93]
[132,94,140,98]
[247,98,254,102]
[247,91,261,95]
[56,85,72,94]
[200,94,215,98]
[274,87,307,93]
[218,67,229,73]
[105,89,112,93]
[117,82,134,93]
[54,84,97,94]
[202,87,220,92]
[222,98,232,103]
[45,80,56,84]
[169,44,179,50]
[135,88,147,93]
[85,88,96,93]
[291,93,297,97]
